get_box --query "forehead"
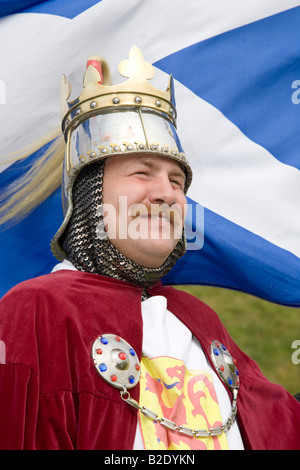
[105,153,186,177]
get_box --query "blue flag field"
[0,0,300,306]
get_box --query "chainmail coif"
[61,160,186,289]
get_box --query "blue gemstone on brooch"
[99,363,107,372]
[128,375,135,384]
[100,337,108,344]
[213,348,219,356]
[129,348,136,356]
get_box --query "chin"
[131,239,178,267]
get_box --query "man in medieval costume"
[0,46,299,450]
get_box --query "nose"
[148,174,177,206]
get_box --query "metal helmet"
[51,46,192,260]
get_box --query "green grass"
[175,285,300,396]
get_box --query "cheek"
[118,182,149,212]
[177,194,188,222]
[102,179,126,208]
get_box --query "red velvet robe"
[0,269,299,450]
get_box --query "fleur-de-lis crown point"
[118,46,154,81]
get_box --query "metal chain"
[120,387,238,438]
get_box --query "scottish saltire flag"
[0,0,300,306]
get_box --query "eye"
[170,178,184,190]
[133,170,151,178]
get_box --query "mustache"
[128,203,184,226]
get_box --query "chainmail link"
[61,160,186,288]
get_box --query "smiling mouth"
[145,214,172,224]
[127,203,184,240]
[131,207,179,225]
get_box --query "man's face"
[101,154,187,268]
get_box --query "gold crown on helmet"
[61,45,177,138]
[60,45,192,193]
